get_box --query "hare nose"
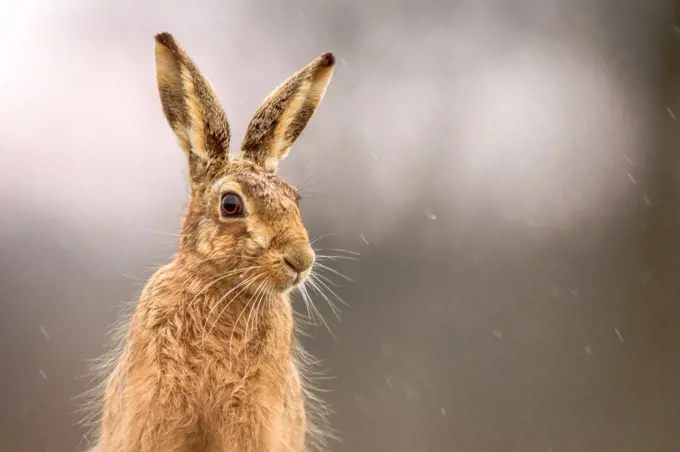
[283,245,315,274]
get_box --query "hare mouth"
[282,259,311,287]
[289,270,308,288]
[279,268,310,291]
[292,271,308,286]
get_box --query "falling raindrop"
[39,326,50,340]
[614,327,624,342]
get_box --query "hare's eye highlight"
[221,193,244,217]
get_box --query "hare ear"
[239,52,335,172]
[154,32,231,181]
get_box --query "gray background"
[1,0,680,451]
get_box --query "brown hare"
[85,32,337,452]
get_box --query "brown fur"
[83,32,336,452]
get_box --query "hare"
[85,32,336,452]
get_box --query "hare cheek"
[247,223,270,250]
[196,228,216,256]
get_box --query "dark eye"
[220,193,244,217]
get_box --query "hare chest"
[204,360,307,452]
[97,346,308,452]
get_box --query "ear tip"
[155,32,179,52]
[318,52,335,67]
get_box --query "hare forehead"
[236,173,297,201]
[213,165,299,203]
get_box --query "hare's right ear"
[154,32,231,182]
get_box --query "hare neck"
[136,257,294,356]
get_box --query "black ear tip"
[319,52,335,67]
[155,32,179,53]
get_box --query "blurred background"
[1,0,680,450]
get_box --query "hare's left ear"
[239,52,335,172]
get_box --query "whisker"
[310,274,348,312]
[299,280,338,343]
[311,271,340,287]
[243,278,271,349]
[313,248,360,256]
[264,282,276,313]
[190,265,263,310]
[307,275,342,319]
[310,233,337,245]
[227,279,266,360]
[202,273,263,341]
[313,271,349,294]
[133,224,180,237]
[313,262,353,282]
[315,255,358,261]
[298,282,315,324]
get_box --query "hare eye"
[221,193,244,217]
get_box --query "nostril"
[283,256,301,273]
[283,246,315,276]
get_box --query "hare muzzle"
[282,244,315,285]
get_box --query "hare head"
[154,32,334,293]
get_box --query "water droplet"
[667,106,676,120]
[614,327,624,342]
[39,326,50,340]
